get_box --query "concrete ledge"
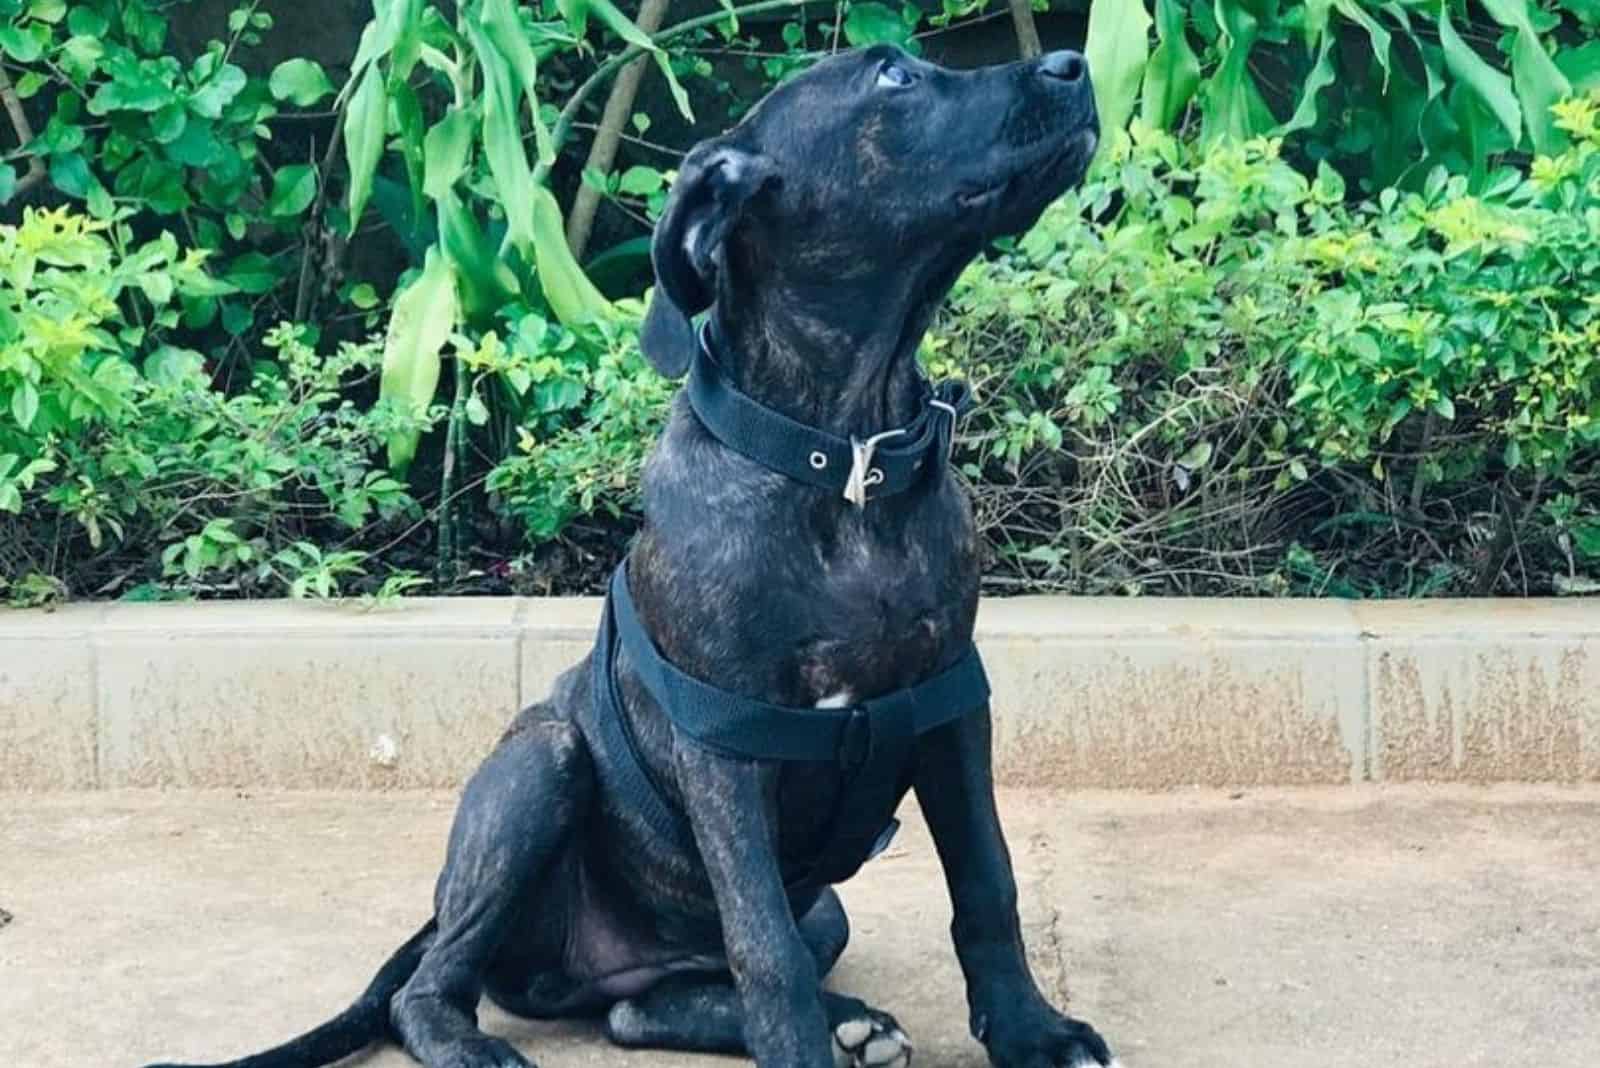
[2,598,1597,789]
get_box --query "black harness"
[587,329,992,886]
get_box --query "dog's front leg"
[915,706,1116,1068]
[675,743,835,1068]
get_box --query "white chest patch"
[814,690,855,709]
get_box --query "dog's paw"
[831,1006,912,1068]
[439,1035,537,1068]
[981,1006,1114,1068]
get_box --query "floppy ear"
[640,144,779,377]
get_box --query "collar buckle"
[844,427,907,508]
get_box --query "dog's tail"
[140,918,436,1068]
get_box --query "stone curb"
[2,598,1597,789]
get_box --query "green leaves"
[1085,0,1152,139]
[343,66,388,229]
[380,247,458,472]
[843,2,914,47]
[1200,0,1274,144]
[1477,0,1573,153]
[188,63,247,119]
[267,164,318,217]
[1142,0,1201,130]
[1438,4,1522,147]
[269,59,335,106]
[465,16,537,256]
[580,0,693,122]
[529,185,616,326]
[422,109,474,198]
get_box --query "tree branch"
[1008,0,1043,59]
[0,66,47,199]
[534,0,808,186]
[566,0,673,260]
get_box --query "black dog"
[146,43,1110,1068]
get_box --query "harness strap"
[598,562,991,886]
[611,564,989,761]
[687,325,970,506]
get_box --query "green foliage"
[931,99,1600,596]
[0,208,422,598]
[1086,0,1594,189]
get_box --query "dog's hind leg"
[390,709,593,1068]
[604,888,913,1067]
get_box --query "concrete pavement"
[3,786,1598,1067]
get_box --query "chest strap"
[593,561,991,885]
[687,325,971,507]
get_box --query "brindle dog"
[145,43,1111,1068]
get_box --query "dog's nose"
[1037,50,1087,84]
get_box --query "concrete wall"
[3,598,1597,790]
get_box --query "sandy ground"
[3,785,1598,1068]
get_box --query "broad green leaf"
[29,0,65,22]
[1085,0,1151,137]
[1476,0,1572,152]
[89,71,175,114]
[1332,0,1392,89]
[1142,0,1201,130]
[482,0,556,165]
[1557,42,1600,93]
[1438,4,1522,147]
[67,6,108,35]
[346,0,422,95]
[268,163,318,216]
[188,64,247,119]
[1279,32,1336,134]
[583,0,694,121]
[465,19,536,255]
[269,59,335,106]
[0,164,14,205]
[844,2,913,46]
[617,165,664,195]
[223,252,281,294]
[1200,2,1273,144]
[423,109,474,197]
[152,102,188,143]
[380,246,457,472]
[10,381,38,431]
[1509,29,1571,154]
[530,185,615,326]
[350,283,380,309]
[437,189,520,325]
[391,80,427,213]
[344,65,388,229]
[0,24,42,63]
[48,152,92,197]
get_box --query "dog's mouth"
[954,127,1098,215]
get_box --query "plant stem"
[535,0,807,186]
[0,67,46,199]
[437,358,469,580]
[1008,0,1042,58]
[566,0,674,259]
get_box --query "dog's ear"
[640,145,779,377]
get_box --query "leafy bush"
[1085,0,1600,190]
[938,93,1600,596]
[0,0,354,339]
[0,207,422,602]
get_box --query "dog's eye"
[876,63,915,89]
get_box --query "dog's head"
[640,45,1098,376]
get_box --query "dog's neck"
[710,279,943,440]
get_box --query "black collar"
[685,324,971,506]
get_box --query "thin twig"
[0,66,46,199]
